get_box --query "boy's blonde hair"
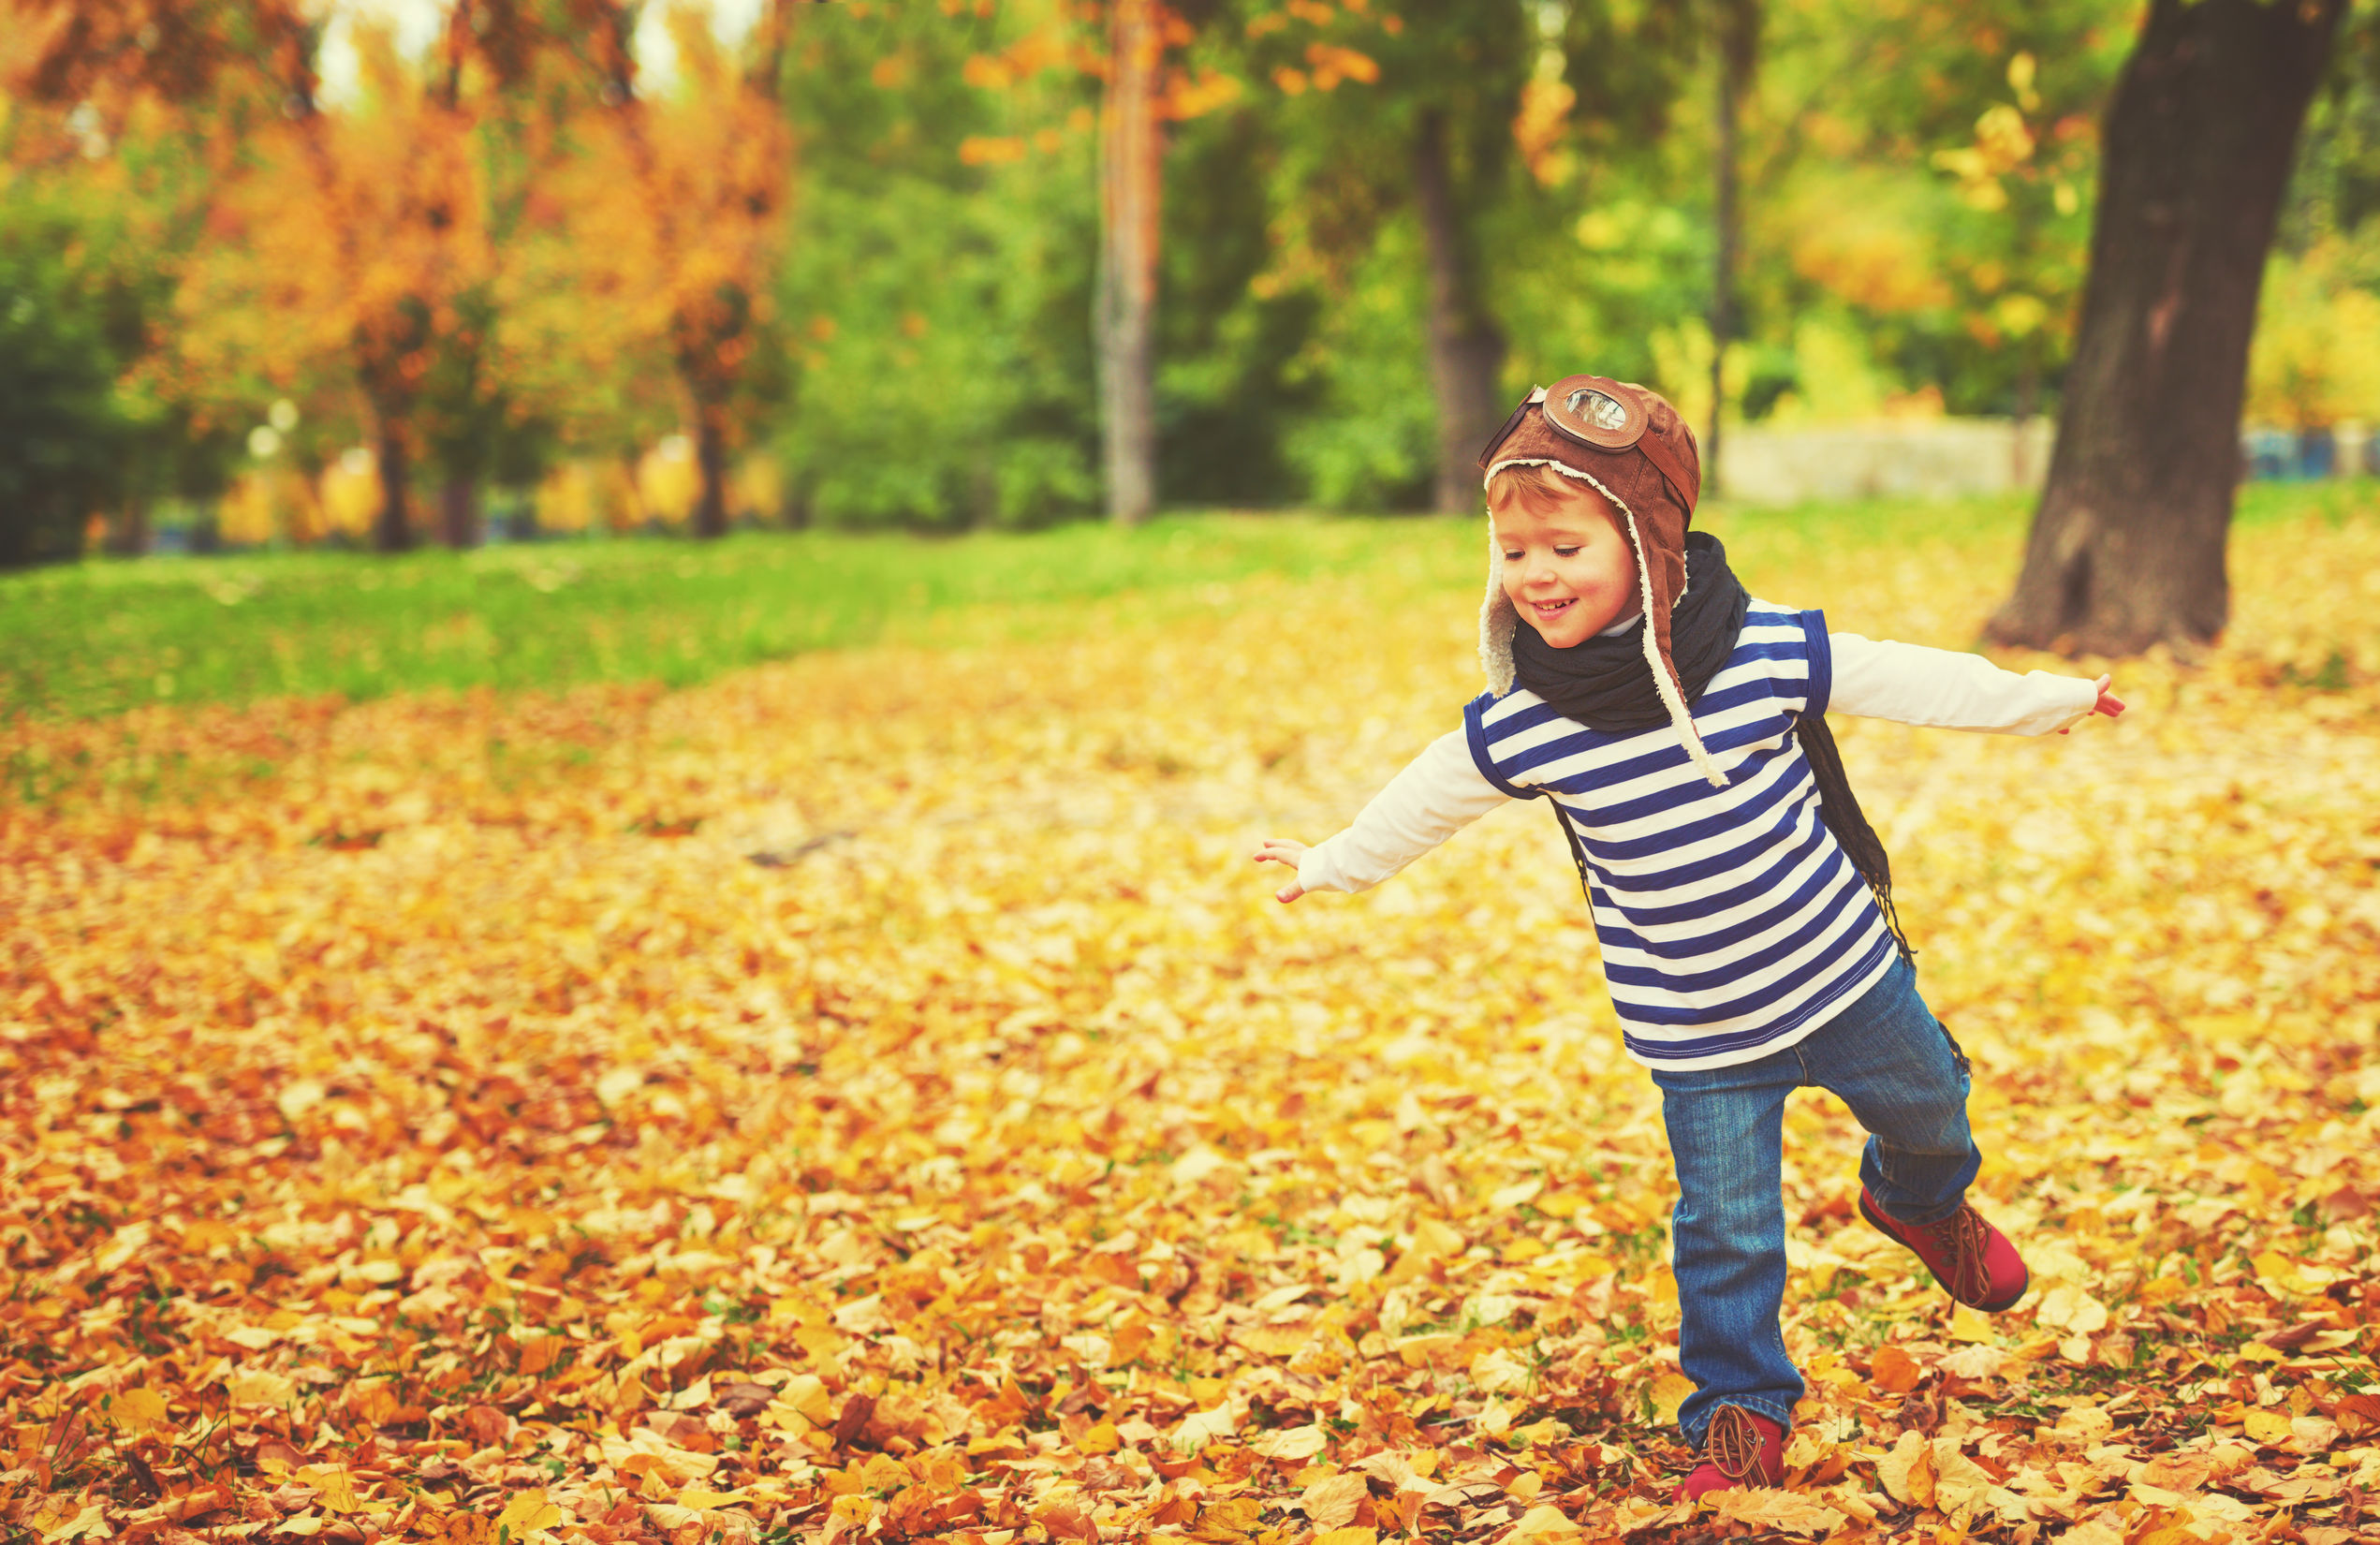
[1486,461,1623,527]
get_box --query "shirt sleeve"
[1296,729,1512,895]
[1827,632,2102,736]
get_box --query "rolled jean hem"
[1881,1194,1970,1228]
[1682,1397,1796,1446]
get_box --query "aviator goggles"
[1476,373,1697,511]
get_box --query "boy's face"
[1491,479,1640,649]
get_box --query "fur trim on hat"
[1479,458,1726,787]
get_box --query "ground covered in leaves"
[5,508,2379,1545]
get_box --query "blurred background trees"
[6,0,2380,589]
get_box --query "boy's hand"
[2060,674,2125,733]
[1252,838,1309,904]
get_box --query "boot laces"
[1708,1405,1764,1480]
[1922,1206,1993,1303]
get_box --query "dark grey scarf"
[1511,533,1914,964]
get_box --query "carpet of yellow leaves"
[4,511,2379,1545]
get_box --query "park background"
[6,4,2380,1545]
[4,0,2380,558]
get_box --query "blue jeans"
[1649,958,1976,1444]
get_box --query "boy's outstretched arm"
[1827,634,2124,735]
[1253,730,1509,905]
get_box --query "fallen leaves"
[1,509,2378,1543]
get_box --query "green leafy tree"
[0,236,125,566]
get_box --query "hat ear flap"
[1480,524,1518,696]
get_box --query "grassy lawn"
[0,481,2366,721]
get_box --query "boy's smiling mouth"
[1529,596,1578,620]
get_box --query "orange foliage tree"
[502,0,797,539]
[5,0,529,552]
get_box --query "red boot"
[1678,1405,1784,1501]
[1858,1187,2029,1312]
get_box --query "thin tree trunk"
[107,503,150,557]
[1988,0,2343,655]
[1097,0,1162,526]
[692,413,730,539]
[374,420,413,552]
[439,477,479,549]
[1708,0,1756,495]
[1414,108,1506,515]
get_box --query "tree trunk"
[106,503,150,557]
[374,421,414,552]
[1096,0,1162,526]
[439,477,479,549]
[692,413,730,539]
[1708,0,1756,495]
[1414,108,1506,516]
[1987,0,2343,655]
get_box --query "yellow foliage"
[2247,241,2380,429]
[217,468,323,548]
[317,449,382,541]
[535,459,642,535]
[636,436,701,528]
[728,452,786,523]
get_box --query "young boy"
[1254,377,2123,1500]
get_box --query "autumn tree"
[1989,0,2348,655]
[1234,1,1526,514]
[7,0,516,552]
[514,0,797,540]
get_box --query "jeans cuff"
[1885,1195,1968,1227]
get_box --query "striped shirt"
[1463,603,1896,1069]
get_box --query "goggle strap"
[1476,390,1544,472]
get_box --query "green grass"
[0,516,1447,720]
[0,482,2368,721]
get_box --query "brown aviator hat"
[1476,375,1721,785]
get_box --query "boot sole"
[1858,1191,2027,1312]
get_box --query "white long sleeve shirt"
[1298,633,2098,902]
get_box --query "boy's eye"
[1502,550,1523,561]
[1554,547,1579,557]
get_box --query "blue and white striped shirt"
[1463,603,1898,1068]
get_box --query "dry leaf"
[1706,1489,1846,1536]
[1508,1503,1581,1537]
[1252,1423,1326,1462]
[1879,1429,1936,1508]
[1869,1345,1923,1392]
[1301,1471,1371,1531]
[2243,1408,2294,1445]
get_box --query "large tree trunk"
[374,420,414,553]
[1096,0,1162,526]
[692,412,730,539]
[1414,109,1506,515]
[1987,0,2343,655]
